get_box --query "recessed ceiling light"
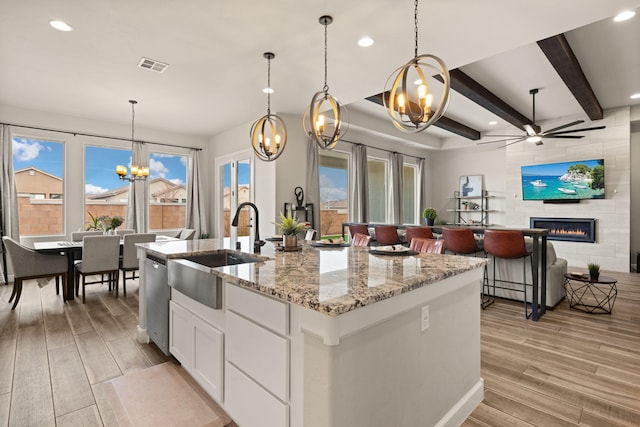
[489,121,497,125]
[631,93,640,99]
[263,87,274,94]
[358,37,374,47]
[49,20,72,32]
[614,10,635,22]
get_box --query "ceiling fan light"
[614,10,635,22]
[526,135,542,143]
[631,93,640,99]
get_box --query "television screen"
[521,159,605,201]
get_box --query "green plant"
[86,212,101,231]
[200,232,210,239]
[86,212,123,231]
[422,208,437,220]
[275,212,307,236]
[587,263,600,273]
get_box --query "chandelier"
[116,100,149,181]
[383,0,450,133]
[250,52,287,161]
[303,15,347,150]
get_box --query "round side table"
[564,274,617,314]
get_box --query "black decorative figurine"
[294,186,304,208]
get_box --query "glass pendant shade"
[383,0,450,133]
[251,52,287,161]
[304,15,347,151]
[116,100,149,181]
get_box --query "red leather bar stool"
[409,238,444,254]
[348,224,369,240]
[404,226,434,246]
[442,227,490,307]
[351,233,371,247]
[483,230,534,318]
[373,225,402,246]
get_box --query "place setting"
[311,237,349,248]
[369,244,418,256]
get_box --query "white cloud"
[12,139,44,161]
[320,174,347,202]
[180,156,187,166]
[169,178,184,186]
[85,183,109,194]
[149,158,169,178]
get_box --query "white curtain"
[0,125,19,239]
[126,141,149,232]
[305,136,320,233]
[389,152,403,224]
[186,150,208,238]
[350,144,368,223]
[417,157,427,219]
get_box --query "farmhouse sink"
[168,250,264,309]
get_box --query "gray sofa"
[486,238,567,308]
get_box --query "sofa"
[486,238,567,308]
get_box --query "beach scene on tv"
[521,159,605,200]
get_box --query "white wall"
[630,112,640,270]
[0,105,209,245]
[433,107,632,272]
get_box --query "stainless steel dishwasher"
[145,254,170,355]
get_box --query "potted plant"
[276,212,307,248]
[422,208,437,226]
[587,262,600,281]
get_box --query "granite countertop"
[138,239,487,316]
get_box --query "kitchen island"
[136,238,487,427]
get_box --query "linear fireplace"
[530,217,596,243]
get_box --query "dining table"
[33,235,177,301]
[341,222,550,321]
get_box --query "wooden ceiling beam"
[436,69,532,131]
[537,33,603,121]
[365,93,481,140]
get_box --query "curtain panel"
[350,144,369,223]
[305,136,321,234]
[186,150,208,238]
[126,141,149,232]
[389,152,403,224]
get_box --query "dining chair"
[119,233,156,297]
[116,229,135,236]
[483,230,533,318]
[2,236,68,309]
[176,228,196,240]
[74,235,121,303]
[409,237,444,254]
[71,230,103,242]
[374,225,402,246]
[348,224,369,238]
[305,229,317,241]
[404,226,434,245]
[351,233,371,247]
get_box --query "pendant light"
[251,52,287,161]
[303,15,347,150]
[115,100,149,181]
[383,0,450,133]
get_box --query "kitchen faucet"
[231,202,265,253]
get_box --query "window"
[13,136,65,236]
[367,158,388,223]
[221,157,252,239]
[403,164,417,224]
[319,151,349,237]
[148,152,188,231]
[85,146,130,228]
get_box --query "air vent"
[137,57,169,73]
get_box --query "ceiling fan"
[479,88,606,148]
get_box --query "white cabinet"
[169,300,224,402]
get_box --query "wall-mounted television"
[521,159,605,201]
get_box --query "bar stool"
[352,233,371,247]
[405,226,434,246]
[374,225,402,246]
[483,230,533,318]
[442,227,490,307]
[348,224,369,239]
[409,237,444,254]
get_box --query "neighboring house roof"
[15,167,62,182]
[87,177,184,200]
[321,199,348,209]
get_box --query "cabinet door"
[193,319,224,402]
[169,301,193,367]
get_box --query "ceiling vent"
[137,57,169,73]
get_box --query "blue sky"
[320,166,348,202]
[521,159,603,176]
[223,162,251,187]
[13,137,187,195]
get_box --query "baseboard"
[435,378,484,427]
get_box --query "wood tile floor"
[0,270,638,426]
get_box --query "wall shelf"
[451,190,495,227]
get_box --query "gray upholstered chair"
[74,235,120,303]
[119,233,156,297]
[177,228,196,240]
[71,230,103,242]
[116,229,135,236]
[2,236,68,310]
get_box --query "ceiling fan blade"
[543,135,584,139]
[499,138,527,149]
[541,120,584,135]
[545,125,606,136]
[482,134,524,137]
[477,137,525,145]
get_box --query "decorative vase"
[589,271,599,281]
[425,218,435,226]
[283,234,297,249]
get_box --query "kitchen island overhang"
[136,239,486,427]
